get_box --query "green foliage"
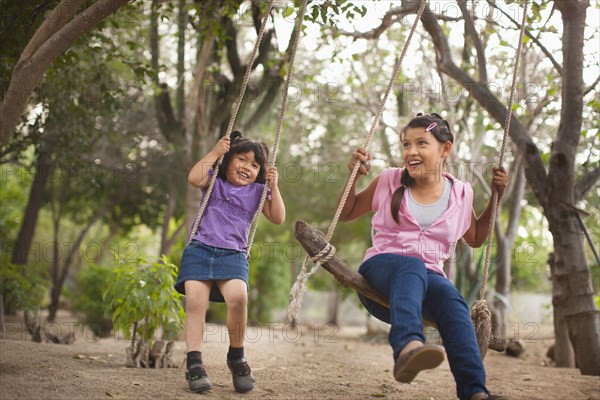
[0,163,32,246]
[70,264,114,337]
[248,226,293,322]
[104,256,184,344]
[0,262,48,313]
[510,207,551,292]
[305,1,367,25]
[454,246,491,307]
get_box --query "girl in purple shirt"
[176,131,285,394]
[339,113,509,400]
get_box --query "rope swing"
[471,0,530,359]
[187,0,308,256]
[288,0,428,321]
[289,0,530,358]
[246,0,309,257]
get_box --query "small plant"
[104,255,184,368]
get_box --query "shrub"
[1,262,47,314]
[104,255,184,346]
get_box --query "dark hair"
[390,113,454,223]
[215,130,270,184]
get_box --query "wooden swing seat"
[293,220,506,352]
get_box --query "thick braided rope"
[478,0,529,301]
[187,1,275,244]
[246,0,309,257]
[288,0,428,322]
[310,242,336,265]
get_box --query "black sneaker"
[227,356,256,393]
[186,362,212,393]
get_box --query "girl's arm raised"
[262,167,286,225]
[188,136,230,189]
[463,166,510,247]
[338,148,379,222]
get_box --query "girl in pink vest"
[177,131,285,394]
[339,113,509,400]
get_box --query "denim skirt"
[174,240,249,303]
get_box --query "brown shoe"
[393,344,445,383]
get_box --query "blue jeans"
[358,253,487,400]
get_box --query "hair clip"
[425,122,437,132]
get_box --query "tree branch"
[527,94,553,129]
[457,0,487,83]
[189,32,215,144]
[252,29,274,70]
[584,74,600,97]
[419,4,548,207]
[224,18,243,76]
[241,72,283,132]
[158,84,180,133]
[58,203,110,295]
[19,0,87,62]
[150,0,169,138]
[0,0,134,148]
[486,0,562,75]
[176,0,186,123]
[574,167,600,203]
[332,2,459,40]
[251,0,262,34]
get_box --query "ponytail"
[390,169,415,224]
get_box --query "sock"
[227,346,244,361]
[187,351,202,369]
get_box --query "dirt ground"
[1,313,599,400]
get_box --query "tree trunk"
[547,214,599,373]
[548,253,576,367]
[48,203,108,322]
[326,279,340,326]
[159,190,177,257]
[11,140,54,265]
[493,232,510,338]
[92,223,119,263]
[547,0,599,376]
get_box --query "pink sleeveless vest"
[364,168,473,279]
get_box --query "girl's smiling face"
[226,151,261,186]
[401,127,451,181]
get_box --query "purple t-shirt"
[189,170,270,252]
